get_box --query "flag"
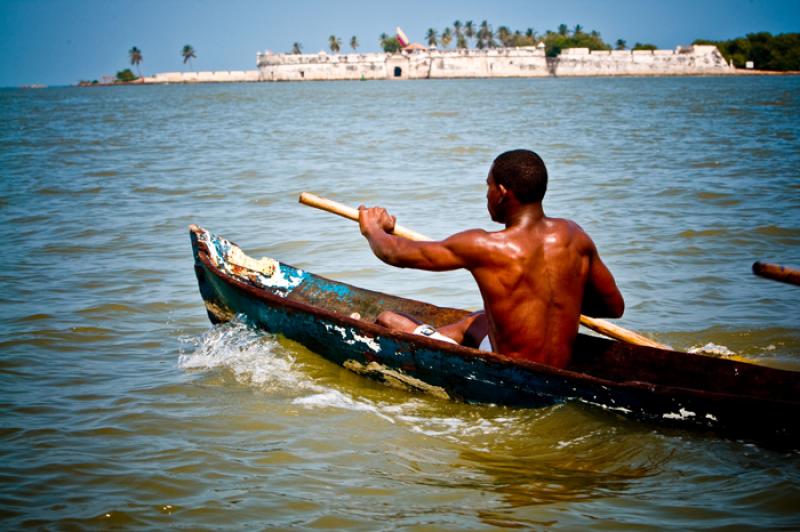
[396,27,409,47]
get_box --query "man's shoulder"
[441,228,503,261]
[544,217,587,237]
[547,216,583,230]
[544,217,595,249]
[444,228,495,247]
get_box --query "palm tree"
[181,44,196,70]
[426,28,438,47]
[574,24,584,36]
[328,35,341,53]
[558,24,569,36]
[128,46,142,77]
[478,20,494,48]
[292,42,302,54]
[441,27,453,48]
[453,20,462,38]
[615,39,627,50]
[464,20,475,46]
[456,34,468,49]
[496,26,511,47]
[350,35,359,51]
[379,32,388,48]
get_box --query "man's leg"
[439,311,487,348]
[376,310,487,348]
[375,311,421,333]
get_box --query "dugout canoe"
[190,225,800,447]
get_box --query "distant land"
[77,27,800,87]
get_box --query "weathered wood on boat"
[753,261,800,286]
[190,225,800,447]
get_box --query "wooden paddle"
[299,191,669,349]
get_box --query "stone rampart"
[256,45,732,81]
[257,47,549,81]
[143,70,261,83]
[551,45,732,76]
[256,52,389,81]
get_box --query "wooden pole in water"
[300,192,669,349]
[753,261,800,286]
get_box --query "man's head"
[486,149,548,222]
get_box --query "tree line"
[694,32,800,71]
[419,21,659,57]
[113,44,197,82]
[296,22,658,58]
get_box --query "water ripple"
[0,77,799,529]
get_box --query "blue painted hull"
[190,225,800,447]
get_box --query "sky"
[1,0,798,87]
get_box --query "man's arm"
[358,206,488,271]
[581,240,625,318]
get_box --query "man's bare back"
[359,149,624,369]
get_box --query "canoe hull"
[190,226,800,447]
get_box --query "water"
[1,77,799,528]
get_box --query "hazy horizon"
[1,0,799,87]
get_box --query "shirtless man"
[358,149,624,369]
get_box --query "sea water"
[1,77,799,528]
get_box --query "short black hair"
[491,149,548,204]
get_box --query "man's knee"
[375,310,397,328]
[376,310,418,331]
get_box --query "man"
[358,149,624,369]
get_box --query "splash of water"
[178,320,533,443]
[688,342,736,357]
[178,319,316,392]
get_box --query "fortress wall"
[258,47,550,80]
[143,70,261,83]
[258,52,388,81]
[551,45,733,76]
[257,45,731,81]
[258,47,548,81]
[425,48,549,78]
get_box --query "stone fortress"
[143,44,733,84]
[257,44,732,80]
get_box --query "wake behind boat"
[189,225,800,447]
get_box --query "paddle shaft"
[299,192,431,241]
[753,261,800,287]
[299,191,668,349]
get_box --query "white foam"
[180,321,533,445]
[394,411,525,442]
[556,431,595,449]
[292,390,395,423]
[180,321,397,419]
[688,342,736,357]
[178,320,318,392]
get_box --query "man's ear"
[497,183,508,201]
